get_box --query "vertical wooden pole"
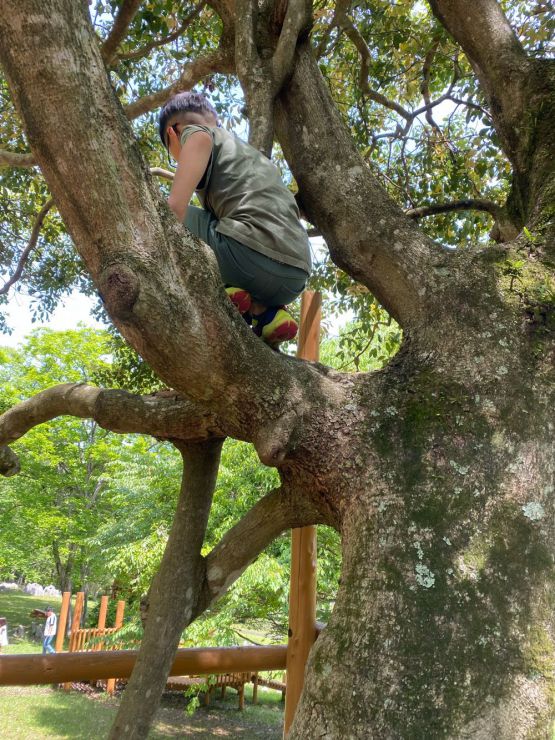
[96,595,108,651]
[106,600,126,694]
[252,673,259,705]
[68,592,85,652]
[54,591,71,653]
[283,291,321,736]
[63,591,84,690]
[114,600,125,630]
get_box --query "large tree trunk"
[52,541,76,593]
[0,1,553,738]
[289,323,555,737]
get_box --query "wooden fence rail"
[0,645,287,686]
[68,627,119,652]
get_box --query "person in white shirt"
[0,617,8,652]
[42,606,57,654]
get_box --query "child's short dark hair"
[158,92,218,146]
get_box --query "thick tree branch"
[0,197,54,296]
[275,41,442,326]
[110,439,223,740]
[235,0,311,156]
[406,198,519,242]
[197,485,324,613]
[101,0,143,65]
[234,0,274,155]
[271,0,311,90]
[0,149,36,168]
[0,383,229,477]
[235,0,260,76]
[428,0,527,90]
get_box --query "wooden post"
[96,595,108,651]
[284,291,320,736]
[54,591,71,653]
[68,591,85,652]
[252,673,259,705]
[64,591,84,690]
[97,596,108,630]
[106,600,125,694]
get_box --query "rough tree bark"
[109,439,223,739]
[0,0,553,738]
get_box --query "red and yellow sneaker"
[225,286,252,314]
[252,306,298,346]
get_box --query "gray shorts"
[185,206,308,306]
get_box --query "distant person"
[42,606,57,654]
[0,617,8,652]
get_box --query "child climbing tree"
[0,1,553,738]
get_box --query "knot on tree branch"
[0,445,20,477]
[254,409,298,466]
[99,263,140,319]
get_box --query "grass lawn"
[0,591,64,627]
[0,592,65,654]
[0,684,283,739]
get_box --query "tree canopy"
[1,1,551,351]
[0,1,553,738]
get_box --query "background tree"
[0,328,138,592]
[0,1,553,739]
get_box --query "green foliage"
[0,328,144,590]
[92,328,165,394]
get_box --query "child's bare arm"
[167,128,212,222]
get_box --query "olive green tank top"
[181,125,311,274]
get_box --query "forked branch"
[0,197,54,296]
[235,0,311,155]
[101,0,142,65]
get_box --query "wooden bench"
[166,670,287,709]
[252,672,286,702]
[166,672,252,710]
